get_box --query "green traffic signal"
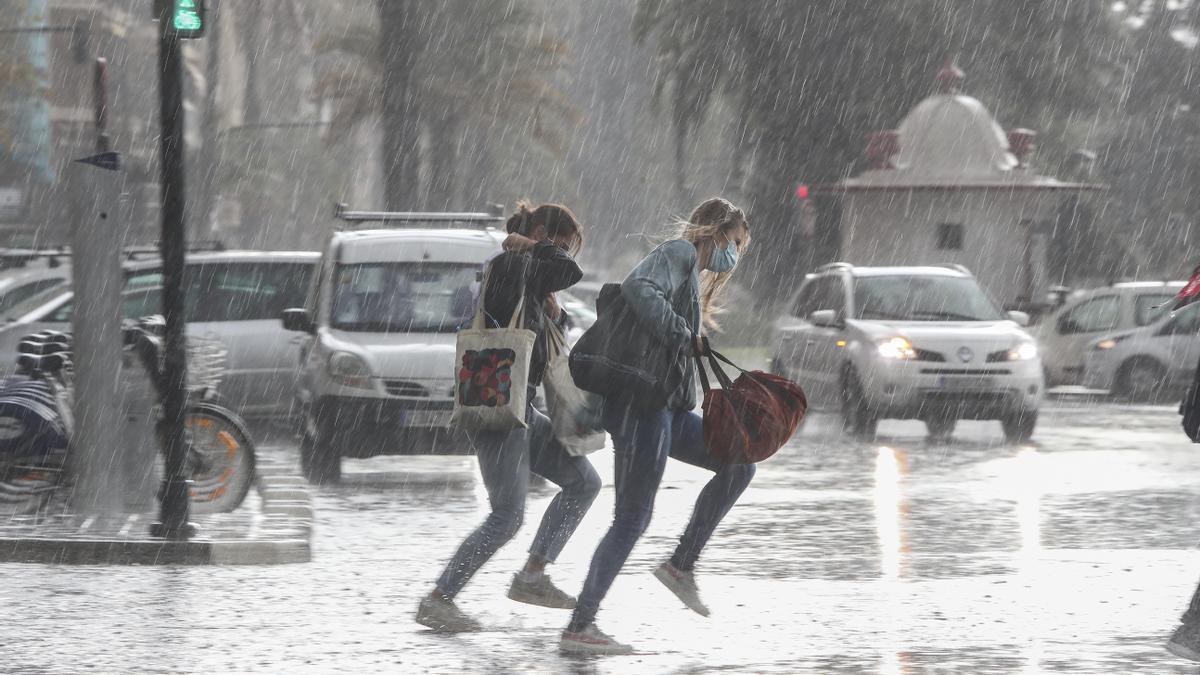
[170,0,204,38]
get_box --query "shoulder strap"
[471,263,492,330]
[544,314,567,359]
[507,253,532,329]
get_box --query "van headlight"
[1007,340,1038,361]
[328,351,374,389]
[877,337,916,360]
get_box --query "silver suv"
[771,263,1043,441]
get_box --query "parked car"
[284,216,516,482]
[1082,300,1200,401]
[0,252,71,321]
[0,251,319,419]
[771,263,1043,442]
[1033,281,1182,386]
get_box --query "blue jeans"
[435,402,602,599]
[568,399,756,631]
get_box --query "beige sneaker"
[654,561,711,617]
[1168,622,1200,662]
[415,595,482,633]
[506,572,577,609]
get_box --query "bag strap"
[507,254,533,330]
[545,313,567,358]
[694,337,734,391]
[470,264,492,330]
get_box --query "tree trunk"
[377,0,421,211]
[427,114,459,210]
[196,0,221,238]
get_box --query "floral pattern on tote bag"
[458,348,517,407]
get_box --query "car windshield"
[853,275,1004,322]
[332,262,478,333]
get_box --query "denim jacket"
[620,239,700,410]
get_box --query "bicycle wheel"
[184,402,256,514]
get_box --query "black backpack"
[1182,356,1200,442]
[568,283,687,410]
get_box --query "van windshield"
[332,262,478,333]
[854,275,1003,322]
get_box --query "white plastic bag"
[542,320,607,455]
[451,265,536,432]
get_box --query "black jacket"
[483,241,583,386]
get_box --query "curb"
[0,460,312,566]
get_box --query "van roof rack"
[334,202,505,230]
[815,262,853,273]
[935,263,972,274]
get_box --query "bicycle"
[0,315,256,513]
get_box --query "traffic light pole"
[151,8,194,539]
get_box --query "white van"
[283,210,508,482]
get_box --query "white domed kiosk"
[814,61,1104,306]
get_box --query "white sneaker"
[415,595,482,633]
[559,624,634,655]
[654,561,710,617]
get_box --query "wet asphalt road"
[5,399,1200,673]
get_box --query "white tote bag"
[451,265,536,432]
[542,319,607,455]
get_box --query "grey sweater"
[620,239,701,411]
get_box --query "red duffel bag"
[696,345,807,464]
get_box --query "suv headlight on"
[877,336,916,360]
[328,351,374,389]
[1007,339,1039,361]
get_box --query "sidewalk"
[0,459,311,565]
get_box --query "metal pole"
[69,58,127,514]
[151,8,194,539]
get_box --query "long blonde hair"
[671,197,750,330]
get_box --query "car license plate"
[407,410,452,428]
[937,375,996,391]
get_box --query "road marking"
[118,514,139,537]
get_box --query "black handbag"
[568,283,686,409]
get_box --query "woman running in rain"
[560,197,755,655]
[416,202,601,632]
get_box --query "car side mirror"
[281,308,314,334]
[809,309,839,328]
[1006,310,1030,327]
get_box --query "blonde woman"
[560,198,755,655]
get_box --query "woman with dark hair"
[416,202,601,633]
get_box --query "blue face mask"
[705,240,739,273]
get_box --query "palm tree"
[313,0,580,209]
[0,3,44,148]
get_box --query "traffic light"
[162,0,205,39]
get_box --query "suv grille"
[914,348,945,362]
[384,380,428,397]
